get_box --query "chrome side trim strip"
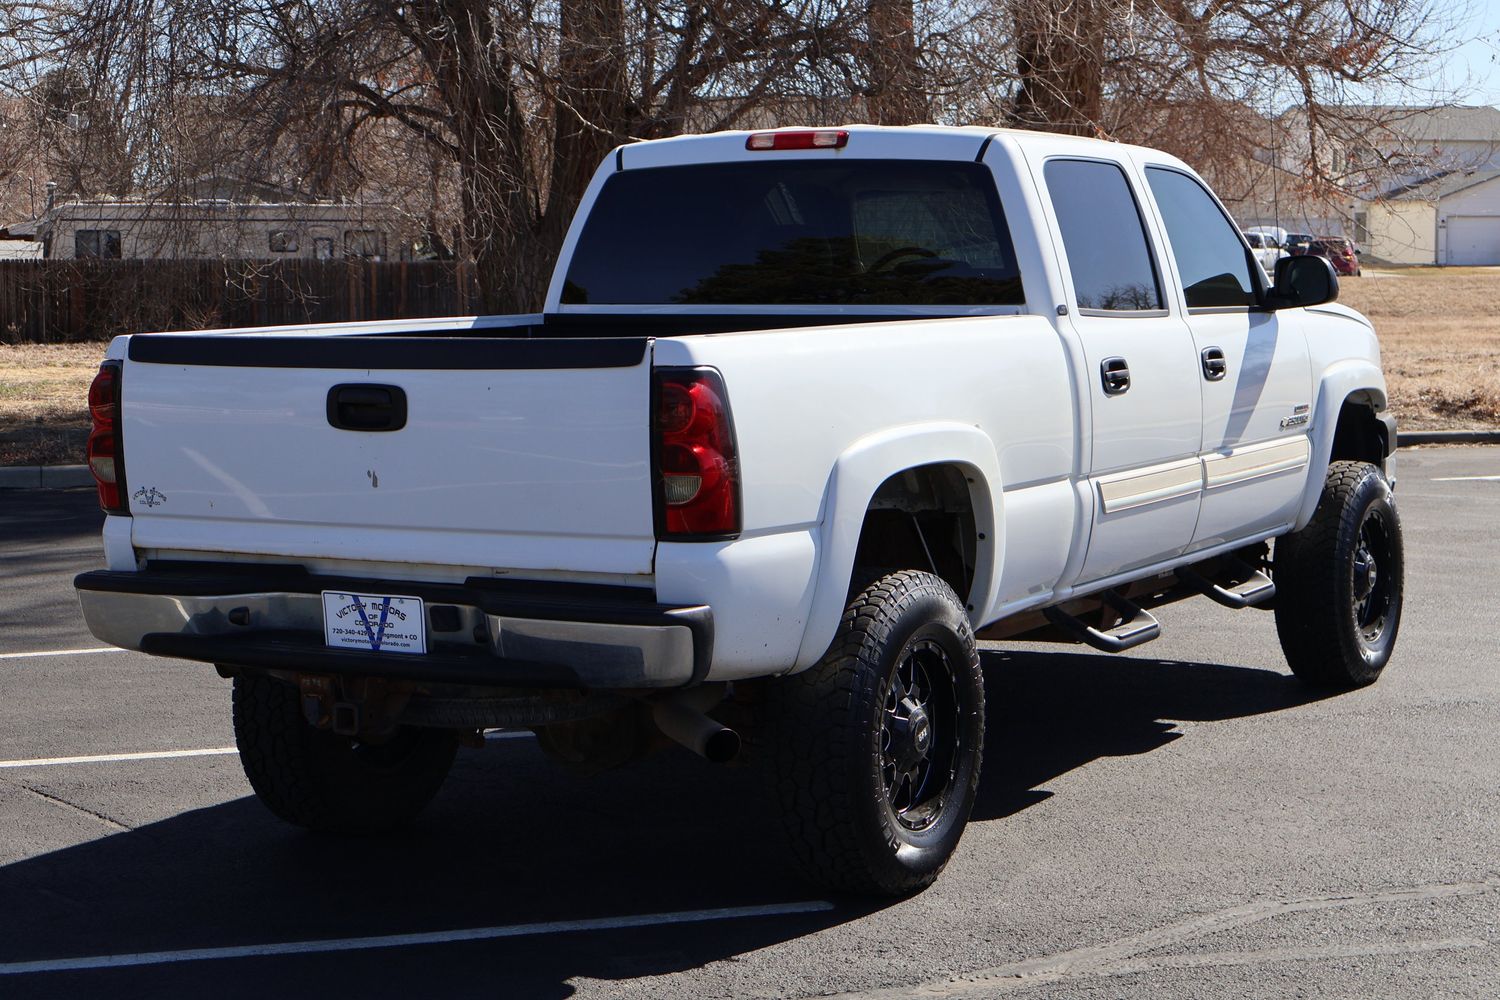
[1097,458,1203,514]
[1203,436,1311,491]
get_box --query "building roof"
[1384,167,1500,201]
[1329,105,1500,144]
[1,218,40,238]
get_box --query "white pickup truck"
[76,125,1403,896]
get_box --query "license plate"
[322,592,427,654]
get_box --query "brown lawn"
[0,342,107,466]
[1336,267,1500,430]
[0,271,1496,465]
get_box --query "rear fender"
[792,423,1001,671]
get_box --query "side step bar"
[1042,590,1161,653]
[1176,558,1276,609]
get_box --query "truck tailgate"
[119,334,656,576]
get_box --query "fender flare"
[1294,361,1388,531]
[791,422,1003,671]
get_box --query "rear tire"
[1274,461,1403,688]
[232,672,458,834]
[765,571,984,896]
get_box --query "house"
[30,199,405,261]
[1246,104,1500,264]
[1339,105,1500,190]
[1357,168,1500,265]
[0,219,42,259]
[1338,105,1500,263]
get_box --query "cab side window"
[1044,159,1163,313]
[1145,167,1257,308]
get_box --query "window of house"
[1144,167,1257,308]
[1043,159,1162,312]
[313,237,335,260]
[1354,211,1370,246]
[344,230,385,260]
[75,229,121,259]
[269,230,299,253]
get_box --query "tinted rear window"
[1043,159,1163,312]
[561,160,1023,306]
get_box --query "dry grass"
[1338,267,1500,430]
[0,273,1496,465]
[0,342,108,466]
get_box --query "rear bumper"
[74,568,712,689]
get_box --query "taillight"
[87,361,128,513]
[653,368,740,539]
[745,129,849,151]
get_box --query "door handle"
[327,384,408,432]
[1201,347,1228,382]
[1100,357,1131,395]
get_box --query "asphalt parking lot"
[1,447,1497,999]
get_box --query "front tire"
[765,571,985,896]
[232,672,459,834]
[1274,461,1404,688]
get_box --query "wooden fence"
[0,259,483,343]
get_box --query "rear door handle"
[327,384,408,432]
[1201,347,1228,381]
[1100,357,1131,395]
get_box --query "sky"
[1414,0,1500,107]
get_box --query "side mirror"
[1265,254,1339,310]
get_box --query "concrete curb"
[0,465,94,489]
[1398,431,1500,447]
[1,434,1495,489]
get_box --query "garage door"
[1447,216,1500,265]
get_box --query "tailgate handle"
[327,384,407,432]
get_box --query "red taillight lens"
[745,129,849,151]
[653,369,740,538]
[86,362,127,513]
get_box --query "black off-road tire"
[1274,460,1403,688]
[765,570,985,896]
[232,672,459,834]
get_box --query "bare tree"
[865,0,928,124]
[0,0,1471,309]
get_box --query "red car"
[1312,236,1361,277]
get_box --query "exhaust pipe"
[652,699,740,764]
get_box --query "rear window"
[561,160,1023,307]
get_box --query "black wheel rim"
[879,636,961,832]
[1351,506,1394,647]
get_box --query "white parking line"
[0,732,530,770]
[0,647,127,660]
[0,900,837,976]
[1432,475,1500,482]
[0,748,238,769]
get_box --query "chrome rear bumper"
[75,569,711,689]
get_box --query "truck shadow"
[0,489,108,651]
[0,738,863,998]
[0,486,103,547]
[0,648,1328,997]
[973,646,1330,821]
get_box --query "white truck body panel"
[120,340,658,577]
[79,124,1394,688]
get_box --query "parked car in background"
[1284,232,1317,256]
[1314,236,1361,277]
[1243,230,1287,274]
